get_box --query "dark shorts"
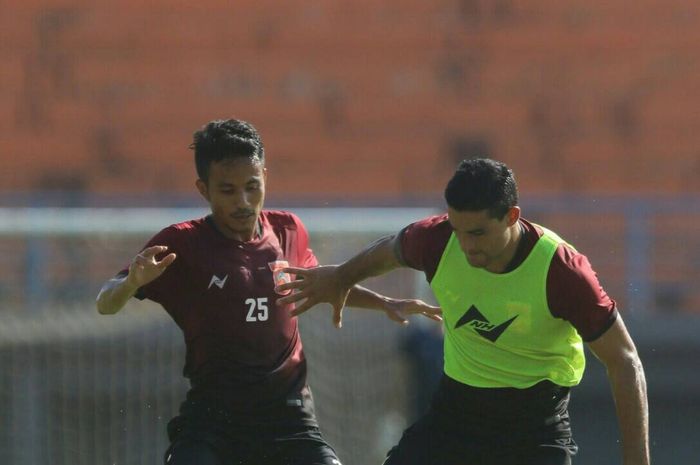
[164,426,340,465]
[383,375,578,465]
[382,413,576,465]
[164,397,341,465]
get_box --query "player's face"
[447,206,521,273]
[196,158,267,242]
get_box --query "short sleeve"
[290,214,319,268]
[547,244,618,342]
[398,214,452,282]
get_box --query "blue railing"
[1,193,699,315]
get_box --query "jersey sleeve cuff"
[394,227,408,266]
[583,307,619,342]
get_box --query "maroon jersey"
[398,215,617,342]
[125,210,318,416]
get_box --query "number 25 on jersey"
[245,297,268,322]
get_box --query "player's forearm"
[346,285,396,311]
[607,353,650,465]
[337,235,402,288]
[96,275,139,315]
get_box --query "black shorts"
[383,375,578,465]
[164,425,340,465]
[164,397,341,465]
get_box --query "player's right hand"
[126,245,177,289]
[276,265,350,328]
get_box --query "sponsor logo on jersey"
[455,305,518,342]
[269,260,292,295]
[208,274,229,289]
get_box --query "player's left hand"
[384,299,442,325]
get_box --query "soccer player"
[95,118,441,465]
[278,158,650,465]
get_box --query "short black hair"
[444,158,518,219]
[190,119,264,182]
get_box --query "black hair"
[444,158,518,219]
[190,119,264,182]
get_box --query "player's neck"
[487,221,524,274]
[207,215,262,242]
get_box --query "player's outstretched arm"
[96,245,176,315]
[277,234,404,327]
[587,316,650,465]
[346,286,442,326]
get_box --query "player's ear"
[262,167,268,183]
[506,206,521,226]
[195,179,210,202]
